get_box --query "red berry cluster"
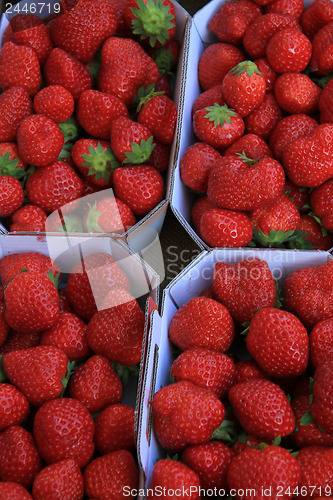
[180,0,333,250]
[0,0,178,234]
[150,256,333,499]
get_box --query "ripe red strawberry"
[274,73,322,114]
[0,291,9,348]
[65,253,129,321]
[283,261,333,328]
[84,450,139,500]
[4,272,60,334]
[72,139,119,188]
[32,459,84,500]
[0,482,32,499]
[212,258,276,324]
[180,142,221,193]
[113,164,164,216]
[191,196,217,236]
[266,0,304,21]
[0,42,41,96]
[319,77,333,123]
[0,87,32,142]
[0,142,27,172]
[208,0,261,45]
[26,161,84,213]
[0,426,42,488]
[33,398,95,467]
[0,176,24,217]
[228,446,301,500]
[111,116,154,164]
[311,361,333,434]
[0,330,40,355]
[234,360,268,384]
[222,61,266,117]
[200,208,253,248]
[137,94,177,144]
[169,297,234,353]
[193,104,245,150]
[69,354,123,414]
[84,196,136,233]
[40,312,90,362]
[148,139,170,172]
[291,395,333,448]
[283,124,333,187]
[245,91,283,140]
[94,404,135,455]
[149,459,200,499]
[296,446,333,499]
[0,252,59,287]
[207,154,285,211]
[310,318,333,368]
[33,85,74,123]
[86,289,145,366]
[310,179,333,230]
[44,48,92,101]
[198,43,245,90]
[284,179,310,213]
[10,204,47,233]
[229,379,295,440]
[152,381,225,451]
[266,28,312,73]
[295,214,333,250]
[310,22,333,74]
[224,133,273,159]
[171,348,235,398]
[254,57,277,92]
[0,384,29,431]
[77,89,128,140]
[301,0,333,40]
[17,114,64,167]
[192,85,225,115]
[247,308,309,377]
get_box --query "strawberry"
[77,89,128,140]
[180,142,222,193]
[65,253,130,321]
[234,360,268,384]
[0,330,41,355]
[212,258,276,324]
[266,0,304,21]
[86,289,145,366]
[296,446,333,499]
[284,179,310,213]
[83,196,136,233]
[192,85,225,115]
[0,142,27,172]
[283,261,333,328]
[33,398,95,467]
[0,252,59,287]
[301,0,333,40]
[182,441,234,490]
[0,482,32,499]
[94,404,135,455]
[152,381,225,451]
[193,104,245,150]
[266,28,312,73]
[319,78,333,123]
[0,42,41,96]
[245,91,283,140]
[198,43,245,91]
[0,384,29,431]
[310,22,333,74]
[291,395,333,448]
[222,61,266,117]
[191,196,217,236]
[224,133,273,159]
[228,446,301,500]
[0,426,42,488]
[169,296,234,353]
[17,114,64,167]
[0,291,9,347]
[50,0,117,62]
[148,139,170,172]
[149,459,200,500]
[110,116,154,164]
[69,354,123,413]
[0,87,32,142]
[295,214,333,250]
[310,179,333,229]
[274,73,322,114]
[171,348,235,398]
[229,379,295,440]
[10,204,47,233]
[72,139,119,188]
[283,124,333,187]
[33,85,74,123]
[200,208,253,248]
[84,450,139,500]
[44,48,92,101]
[269,114,318,163]
[113,164,164,216]
[207,154,285,211]
[311,361,333,434]
[32,459,84,500]
[0,176,24,217]
[254,57,277,91]
[40,312,90,362]
[310,318,333,368]
[208,0,261,45]
[26,161,84,213]
[150,39,179,75]
[247,308,309,377]
[137,93,177,144]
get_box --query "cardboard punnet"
[137,247,332,494]
[169,0,324,251]
[0,0,191,256]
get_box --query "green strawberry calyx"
[0,152,21,178]
[252,228,298,247]
[131,0,175,47]
[136,86,165,113]
[84,203,103,233]
[231,60,262,78]
[56,216,83,234]
[81,143,120,182]
[204,104,237,128]
[48,270,60,289]
[308,211,328,236]
[286,229,316,250]
[59,117,80,143]
[211,418,238,443]
[153,46,174,75]
[61,360,77,396]
[124,136,155,164]
[236,151,262,166]
[0,356,7,383]
[111,362,140,386]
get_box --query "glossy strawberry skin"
[310,22,333,74]
[266,28,312,73]
[245,92,283,141]
[234,360,268,385]
[274,73,322,115]
[311,361,333,435]
[224,133,273,159]
[0,42,41,96]
[33,85,74,123]
[200,208,253,248]
[32,459,84,500]
[10,204,47,233]
[71,139,116,188]
[198,43,245,91]
[0,384,29,431]
[301,0,333,40]
[94,404,135,455]
[110,116,153,163]
[138,94,177,145]
[0,482,33,499]
[319,77,333,122]
[310,318,333,368]
[291,395,333,448]
[0,252,59,287]
[84,196,136,234]
[0,176,24,217]
[296,446,333,500]
[310,179,333,224]
[192,85,225,115]
[266,0,304,20]
[0,331,41,356]
[250,193,301,236]
[0,87,33,142]
[297,214,333,250]
[193,107,245,150]
[149,459,200,500]
[180,142,222,193]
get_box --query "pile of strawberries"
[0,0,178,234]
[150,256,333,498]
[180,0,333,250]
[0,250,145,498]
